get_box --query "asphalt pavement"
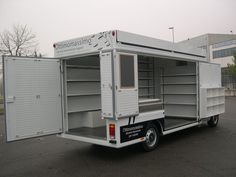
[0,97,236,177]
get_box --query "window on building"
[213,47,236,59]
[120,54,135,88]
[212,39,236,49]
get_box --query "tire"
[142,123,160,152]
[207,115,219,127]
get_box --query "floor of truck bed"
[67,126,106,140]
[164,117,197,130]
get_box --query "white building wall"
[210,42,236,68]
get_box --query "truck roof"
[54,30,206,61]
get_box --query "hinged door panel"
[199,62,225,118]
[3,56,63,141]
[100,52,114,118]
[115,53,139,118]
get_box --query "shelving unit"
[160,61,198,118]
[203,87,225,117]
[138,57,155,99]
[65,56,104,129]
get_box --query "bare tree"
[0,24,39,56]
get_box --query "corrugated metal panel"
[4,57,62,141]
[100,52,113,118]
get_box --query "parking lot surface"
[0,97,236,177]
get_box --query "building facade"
[179,34,236,95]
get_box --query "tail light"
[109,124,115,139]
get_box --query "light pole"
[169,27,175,51]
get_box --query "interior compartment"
[64,54,198,138]
[138,55,198,130]
[65,55,106,140]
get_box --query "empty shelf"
[67,79,100,82]
[164,117,197,130]
[161,73,196,77]
[161,93,197,95]
[68,108,101,114]
[161,82,196,85]
[67,93,101,97]
[164,102,196,106]
[67,126,106,140]
[67,65,99,69]
[139,77,153,80]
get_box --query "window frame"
[118,53,137,89]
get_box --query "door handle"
[7,96,15,103]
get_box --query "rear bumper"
[57,133,145,148]
[58,133,116,148]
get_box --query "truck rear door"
[3,56,63,141]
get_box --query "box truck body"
[3,30,225,150]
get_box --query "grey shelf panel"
[68,108,101,113]
[161,73,196,77]
[67,93,101,97]
[207,102,225,107]
[139,77,153,80]
[138,61,153,64]
[164,102,196,106]
[161,82,196,85]
[139,94,154,97]
[207,95,225,98]
[67,82,100,95]
[161,93,196,95]
[138,69,153,72]
[67,95,101,113]
[164,104,197,118]
[67,79,100,82]
[67,65,99,69]
[139,86,154,88]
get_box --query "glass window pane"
[120,55,135,88]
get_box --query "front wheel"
[207,115,219,127]
[142,123,160,152]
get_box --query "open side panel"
[3,56,62,141]
[199,62,225,118]
[115,52,139,118]
[100,52,113,118]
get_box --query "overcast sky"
[0,0,235,56]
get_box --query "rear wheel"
[207,115,219,127]
[142,123,160,152]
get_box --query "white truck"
[3,30,225,151]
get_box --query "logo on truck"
[55,38,92,50]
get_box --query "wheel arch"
[153,118,164,135]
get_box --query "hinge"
[60,64,63,73]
